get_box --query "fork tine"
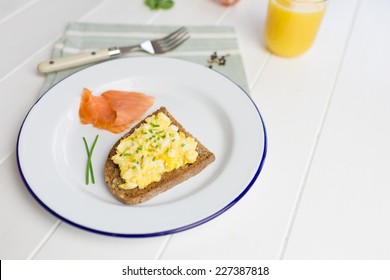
[158,27,188,44]
[159,34,190,52]
[156,27,187,42]
[148,27,190,54]
[158,29,189,45]
[159,30,189,47]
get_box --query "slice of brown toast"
[104,107,215,205]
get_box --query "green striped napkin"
[40,23,249,94]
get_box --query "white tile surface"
[0,155,57,259]
[1,0,390,260]
[160,0,361,260]
[0,0,104,79]
[283,0,390,259]
[33,222,168,259]
[0,0,35,22]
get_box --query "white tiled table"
[1,0,390,260]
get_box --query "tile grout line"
[249,54,271,92]
[215,7,232,26]
[0,0,41,25]
[78,0,113,21]
[154,235,173,260]
[0,37,61,167]
[0,37,58,85]
[0,151,14,166]
[277,0,364,260]
[146,11,162,25]
[0,0,111,85]
[27,220,62,259]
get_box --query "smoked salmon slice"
[79,88,154,133]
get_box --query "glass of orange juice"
[264,0,327,58]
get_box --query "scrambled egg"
[111,112,198,189]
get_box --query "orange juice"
[264,0,327,57]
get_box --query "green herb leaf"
[158,0,174,9]
[144,0,174,10]
[82,137,90,185]
[82,135,99,185]
[144,0,158,10]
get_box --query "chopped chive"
[123,153,131,156]
[181,143,185,147]
[152,156,156,161]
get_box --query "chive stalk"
[83,135,99,185]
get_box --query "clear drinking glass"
[264,0,327,58]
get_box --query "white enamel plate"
[17,57,267,237]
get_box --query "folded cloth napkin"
[40,22,249,94]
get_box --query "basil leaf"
[158,0,174,9]
[144,0,174,10]
[144,0,158,10]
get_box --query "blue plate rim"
[16,57,268,238]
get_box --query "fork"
[37,27,190,74]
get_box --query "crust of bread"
[104,107,215,205]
